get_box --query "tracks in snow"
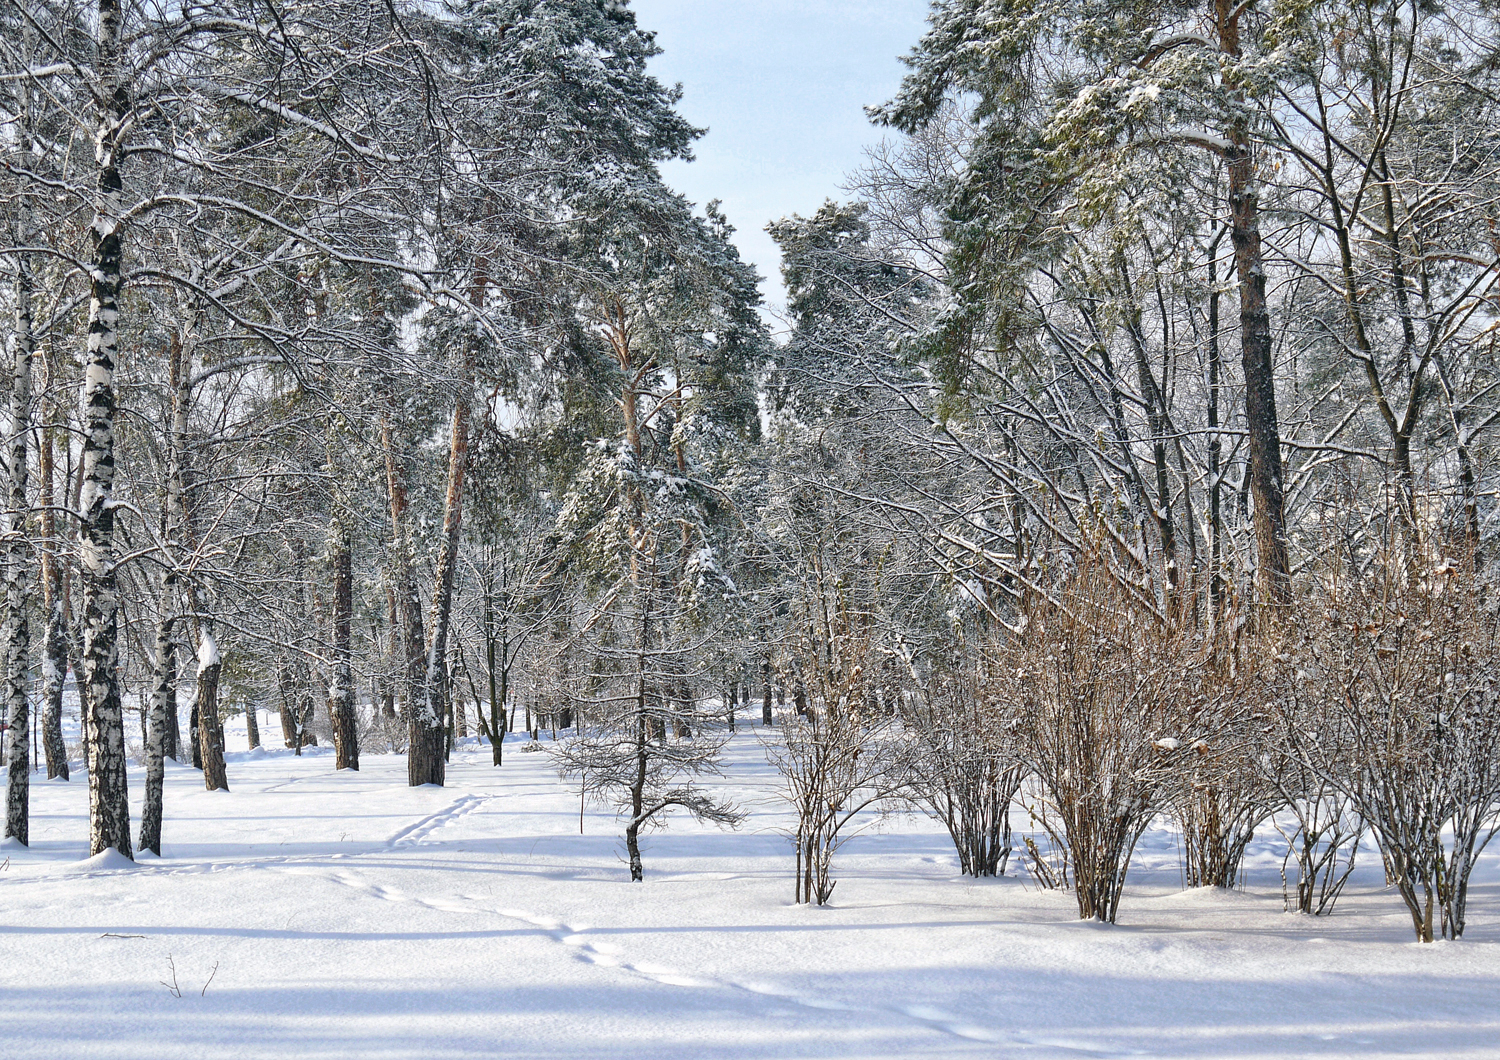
[290,865,1126,1056]
[384,794,489,848]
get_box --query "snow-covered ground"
[2,715,1498,1059]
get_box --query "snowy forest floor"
[2,717,1499,1059]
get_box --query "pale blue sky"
[630,1,932,318]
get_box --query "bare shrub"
[1016,786,1072,890]
[1256,663,1363,915]
[768,588,901,905]
[772,700,898,906]
[1169,650,1285,889]
[904,664,1024,877]
[1290,560,1500,940]
[1001,560,1212,922]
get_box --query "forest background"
[1,0,1498,947]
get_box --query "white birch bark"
[4,131,35,842]
[79,0,133,859]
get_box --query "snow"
[1,717,1497,1059]
[73,847,139,874]
[197,630,220,671]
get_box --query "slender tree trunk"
[380,411,428,765]
[1207,239,1224,617]
[163,660,180,760]
[1380,160,1424,545]
[143,317,193,848]
[38,414,69,781]
[329,520,358,770]
[1434,351,1481,556]
[414,277,480,786]
[80,0,133,857]
[626,674,648,882]
[1119,258,1178,595]
[68,441,90,768]
[298,674,316,748]
[382,584,400,720]
[5,180,35,844]
[1219,0,1290,605]
[139,614,173,854]
[483,578,505,767]
[414,390,466,784]
[277,658,300,750]
[168,302,225,793]
[244,701,261,751]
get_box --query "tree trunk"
[38,391,69,779]
[627,689,648,882]
[4,243,32,845]
[1219,0,1290,605]
[414,284,478,787]
[80,0,133,858]
[382,585,400,720]
[381,411,433,782]
[164,677,180,761]
[484,583,505,767]
[244,702,261,751]
[195,627,228,791]
[68,446,90,769]
[299,678,317,748]
[1119,257,1178,596]
[277,659,299,750]
[4,179,36,843]
[139,615,174,855]
[1434,352,1480,557]
[1206,238,1224,617]
[329,521,358,770]
[39,601,69,780]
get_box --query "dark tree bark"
[26,27,67,789]
[1218,0,1290,604]
[329,520,358,770]
[625,683,649,882]
[277,659,299,750]
[382,409,435,784]
[413,274,480,786]
[144,313,196,848]
[482,578,506,766]
[1206,234,1225,616]
[38,415,69,781]
[244,701,261,750]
